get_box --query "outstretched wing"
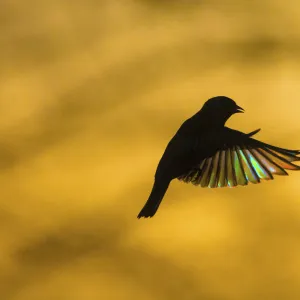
[177,128,300,188]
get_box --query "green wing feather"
[178,129,300,188]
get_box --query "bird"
[137,96,300,218]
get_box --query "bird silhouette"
[137,96,300,218]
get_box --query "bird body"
[137,96,300,218]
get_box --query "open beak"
[235,105,245,113]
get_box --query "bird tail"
[137,180,170,219]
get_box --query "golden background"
[1,1,300,299]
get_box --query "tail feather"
[137,180,170,218]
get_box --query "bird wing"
[177,128,300,188]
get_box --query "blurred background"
[1,0,300,299]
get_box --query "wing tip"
[247,128,261,137]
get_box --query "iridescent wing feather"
[178,129,300,188]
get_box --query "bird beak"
[235,105,245,113]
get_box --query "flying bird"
[137,96,300,218]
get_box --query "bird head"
[203,96,244,114]
[200,96,244,126]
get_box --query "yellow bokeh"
[1,1,300,299]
